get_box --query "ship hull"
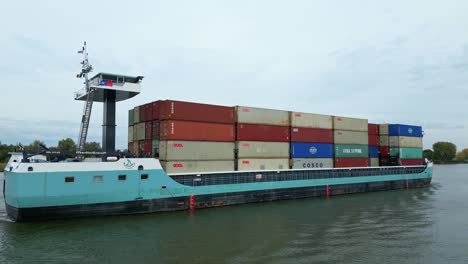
[6,177,431,222]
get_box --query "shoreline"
[0,163,5,172]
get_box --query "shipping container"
[133,106,140,124]
[334,158,369,168]
[379,124,389,135]
[237,141,289,158]
[128,109,134,126]
[127,142,133,153]
[334,130,368,145]
[152,140,159,157]
[334,144,369,158]
[370,158,379,167]
[369,146,379,158]
[143,139,152,153]
[290,112,332,129]
[237,158,289,171]
[145,121,153,140]
[290,143,334,158]
[368,134,379,146]
[379,146,390,157]
[291,158,333,169]
[236,123,289,142]
[144,103,153,122]
[379,135,389,146]
[388,136,423,148]
[128,126,134,143]
[159,100,235,124]
[152,121,160,140]
[389,148,423,159]
[290,127,333,143]
[399,159,423,166]
[380,157,390,166]
[134,123,146,141]
[388,124,423,137]
[133,141,140,156]
[159,120,235,142]
[139,103,147,122]
[151,100,161,120]
[332,116,368,132]
[162,160,235,174]
[368,123,379,135]
[236,106,289,126]
[159,141,235,161]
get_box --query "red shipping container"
[160,120,235,142]
[399,159,423,166]
[290,127,333,143]
[236,123,289,142]
[159,100,235,124]
[368,134,379,146]
[368,123,379,135]
[145,121,153,140]
[143,139,152,152]
[152,121,160,140]
[145,103,153,121]
[379,146,389,157]
[140,103,149,122]
[151,100,161,120]
[334,158,369,168]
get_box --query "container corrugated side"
[237,159,289,171]
[236,123,289,142]
[290,143,334,158]
[145,121,153,140]
[379,124,389,135]
[133,106,140,124]
[290,112,332,129]
[368,134,379,146]
[162,160,235,173]
[159,141,235,161]
[370,158,379,167]
[388,136,423,148]
[134,123,146,141]
[388,124,423,137]
[334,144,369,158]
[333,116,368,132]
[379,135,389,146]
[236,106,289,126]
[159,100,235,124]
[368,123,379,135]
[128,126,134,143]
[334,158,369,168]
[159,120,235,142]
[237,141,289,158]
[390,148,423,159]
[152,121,160,140]
[128,109,134,126]
[334,130,368,145]
[291,158,333,169]
[290,127,333,143]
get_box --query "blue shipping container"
[369,146,379,158]
[291,143,334,158]
[388,124,423,137]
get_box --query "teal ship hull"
[3,158,433,222]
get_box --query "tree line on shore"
[423,142,468,164]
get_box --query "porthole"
[141,174,149,180]
[138,165,144,170]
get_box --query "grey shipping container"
[290,112,332,129]
[388,136,423,148]
[236,106,289,126]
[128,126,134,143]
[333,116,368,132]
[161,160,235,174]
[237,141,290,158]
[370,158,379,167]
[134,123,146,141]
[133,106,140,124]
[159,141,235,161]
[334,130,368,145]
[379,135,389,146]
[379,124,389,135]
[237,158,289,171]
[291,158,333,169]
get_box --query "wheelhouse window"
[118,175,127,181]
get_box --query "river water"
[0,165,467,263]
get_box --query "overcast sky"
[1,0,467,150]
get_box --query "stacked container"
[235,106,290,171]
[157,100,236,173]
[368,123,380,167]
[388,124,423,166]
[333,116,369,167]
[290,112,334,169]
[378,124,390,166]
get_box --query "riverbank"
[0,163,5,172]
[434,160,468,165]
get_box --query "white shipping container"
[162,160,235,174]
[159,141,235,161]
[237,141,290,158]
[379,124,389,135]
[237,159,289,171]
[333,116,368,132]
[370,158,379,167]
[379,136,389,146]
[236,106,289,126]
[290,112,332,129]
[133,106,140,124]
[291,158,333,169]
[388,136,423,148]
[134,123,146,141]
[333,130,368,145]
[128,126,134,143]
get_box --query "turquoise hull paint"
[5,166,432,209]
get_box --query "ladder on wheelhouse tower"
[76,42,94,152]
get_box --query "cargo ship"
[2,46,432,221]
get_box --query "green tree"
[455,152,466,162]
[433,142,456,162]
[24,140,47,152]
[57,138,77,152]
[462,148,468,159]
[84,142,101,152]
[423,149,434,160]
